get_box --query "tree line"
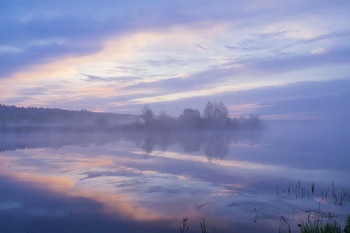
[0,102,261,131]
[128,101,261,131]
[0,104,135,129]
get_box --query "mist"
[1,0,350,231]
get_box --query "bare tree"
[140,105,155,126]
[203,101,230,128]
[203,101,228,119]
[216,101,228,119]
[203,101,214,119]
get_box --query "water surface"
[0,121,349,233]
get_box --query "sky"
[1,0,350,119]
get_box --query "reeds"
[177,181,349,233]
[179,217,189,233]
[344,216,350,233]
[280,181,349,206]
[200,219,209,233]
[178,218,222,233]
[279,216,291,233]
[299,220,341,233]
[178,215,350,233]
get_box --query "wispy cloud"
[83,74,142,83]
[0,0,349,119]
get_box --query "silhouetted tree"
[203,101,214,119]
[155,111,177,131]
[216,101,229,119]
[140,105,155,126]
[203,101,230,128]
[179,108,201,129]
[203,101,228,119]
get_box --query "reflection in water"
[0,123,349,233]
[134,131,261,159]
[0,129,262,160]
[203,133,230,160]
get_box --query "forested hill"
[0,104,137,128]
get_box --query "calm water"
[0,121,349,233]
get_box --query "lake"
[0,120,349,233]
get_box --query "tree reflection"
[203,133,230,160]
[179,133,203,153]
[135,130,262,160]
[0,129,262,160]
[141,136,154,156]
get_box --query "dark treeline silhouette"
[0,102,263,159]
[124,101,262,132]
[0,102,262,159]
[0,104,136,130]
[0,102,261,132]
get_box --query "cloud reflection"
[0,122,349,233]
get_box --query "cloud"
[1,0,350,116]
[258,92,350,121]
[311,48,326,54]
[145,59,184,67]
[113,78,350,117]
[301,30,350,44]
[83,74,142,83]
[0,37,103,78]
[195,43,208,50]
[0,45,23,54]
[2,0,347,80]
[121,46,350,96]
[225,31,288,52]
[245,46,350,73]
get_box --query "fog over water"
[0,120,349,233]
[1,1,350,232]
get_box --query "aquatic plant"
[280,181,350,207]
[177,214,350,233]
[279,216,291,233]
[200,219,209,233]
[299,220,341,233]
[253,207,259,223]
[179,217,189,233]
[344,215,350,233]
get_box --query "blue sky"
[1,0,349,119]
